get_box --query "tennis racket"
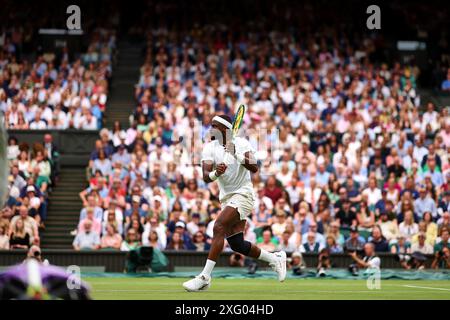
[231,104,246,138]
[224,104,246,165]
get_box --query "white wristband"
[209,170,218,181]
[235,153,245,164]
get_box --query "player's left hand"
[225,142,235,155]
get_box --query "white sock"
[258,248,276,263]
[201,259,216,277]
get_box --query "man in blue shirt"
[414,187,437,219]
[79,194,103,222]
[441,71,450,91]
[315,161,330,187]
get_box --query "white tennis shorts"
[221,192,255,220]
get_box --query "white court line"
[92,289,448,294]
[403,285,450,292]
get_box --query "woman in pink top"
[100,224,123,249]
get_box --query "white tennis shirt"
[201,137,255,201]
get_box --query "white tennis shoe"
[182,274,211,292]
[270,251,287,282]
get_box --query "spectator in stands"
[278,230,298,252]
[9,205,39,244]
[19,183,46,226]
[278,220,301,252]
[362,178,383,209]
[434,228,450,253]
[399,210,419,242]
[145,231,164,250]
[92,149,112,177]
[73,220,100,251]
[120,228,141,252]
[356,201,375,231]
[344,226,365,252]
[79,194,103,221]
[166,231,186,251]
[0,225,9,250]
[302,221,325,247]
[326,222,345,247]
[336,200,357,229]
[9,218,30,250]
[102,209,123,236]
[124,195,147,226]
[253,202,272,228]
[42,134,59,173]
[411,232,433,255]
[257,229,277,252]
[441,69,450,91]
[378,211,400,242]
[300,231,324,253]
[100,224,122,250]
[414,186,438,219]
[263,176,283,205]
[186,213,201,236]
[78,207,102,236]
[192,231,210,251]
[125,217,144,240]
[29,150,51,193]
[369,225,390,252]
[142,215,167,248]
[271,210,287,238]
[170,221,195,250]
[422,211,438,244]
[326,235,343,253]
[437,212,450,234]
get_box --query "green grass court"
[85,277,450,300]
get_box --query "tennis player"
[183,114,286,292]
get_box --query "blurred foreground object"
[0,259,91,300]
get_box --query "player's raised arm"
[225,139,258,173]
[241,151,258,173]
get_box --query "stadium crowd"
[74,21,450,271]
[0,10,116,251]
[0,28,116,130]
[0,133,60,250]
[0,0,449,271]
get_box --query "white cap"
[175,221,185,228]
